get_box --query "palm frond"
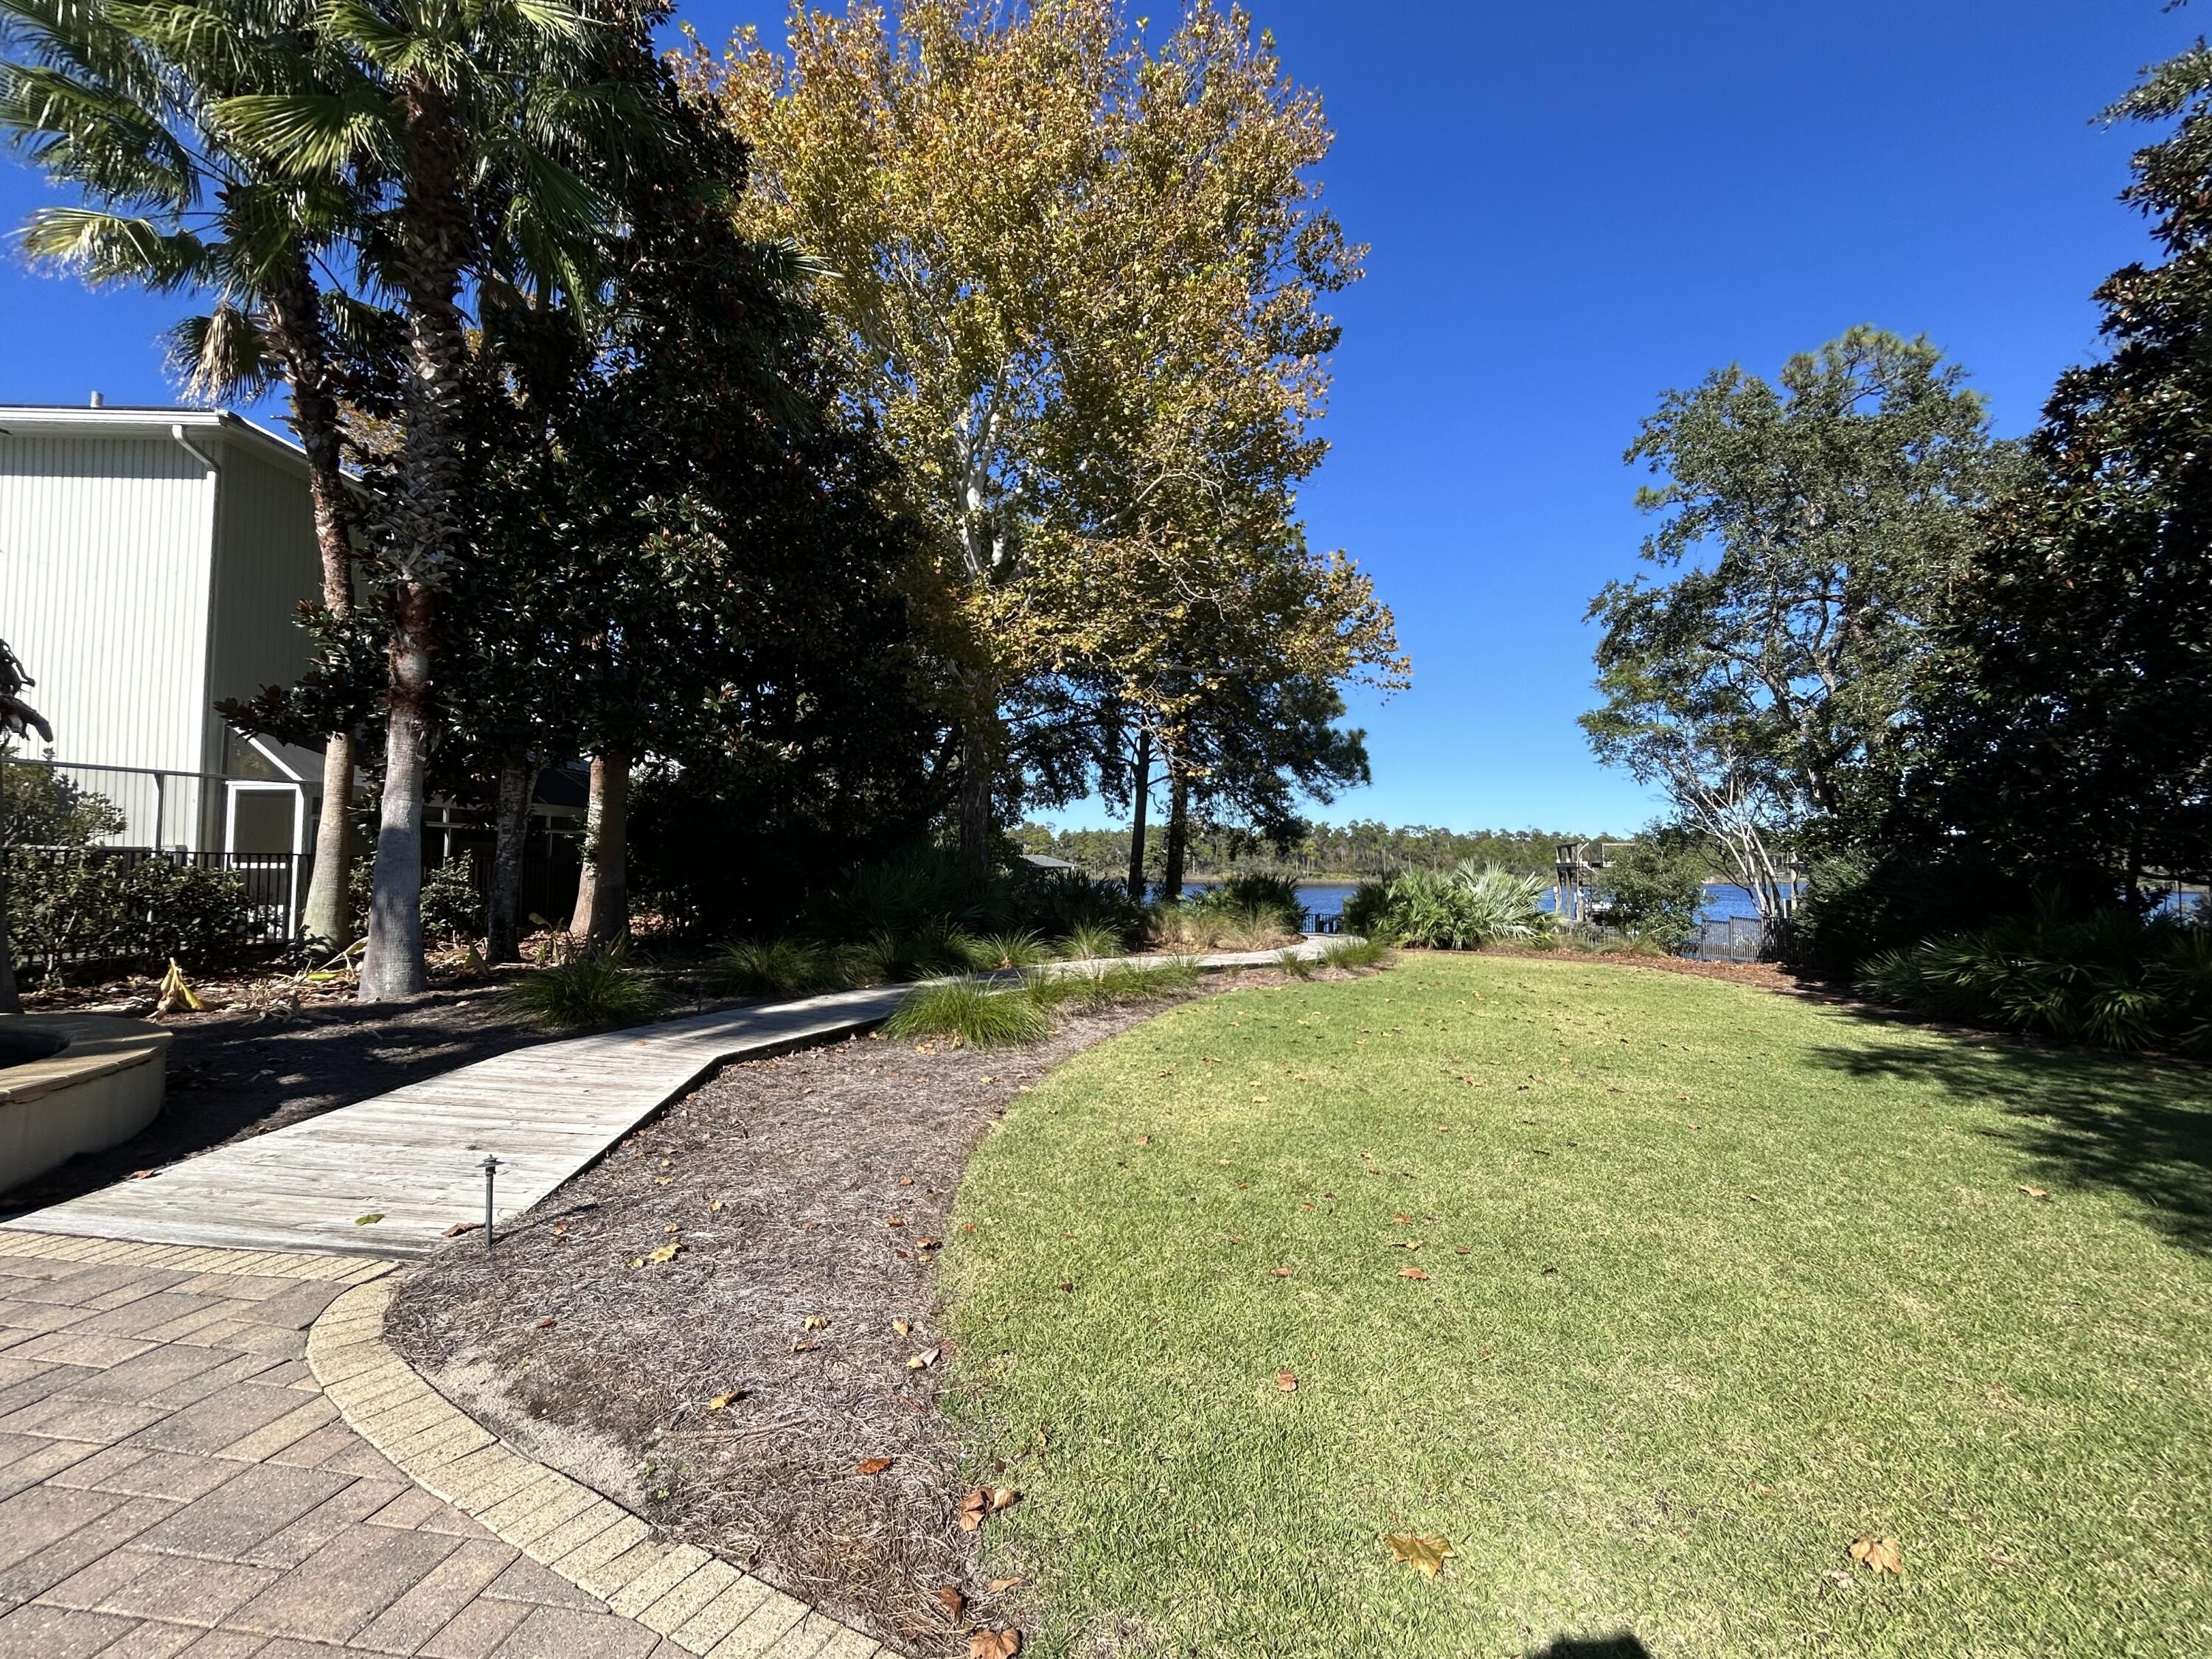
[167,301,279,400]
[17,203,206,285]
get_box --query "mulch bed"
[386,969,1312,1656]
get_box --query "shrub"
[714,937,838,998]
[505,945,663,1031]
[1276,947,1316,980]
[1346,863,1543,950]
[1856,905,2212,1056]
[7,850,252,985]
[1595,830,1710,950]
[420,858,484,942]
[882,977,1051,1048]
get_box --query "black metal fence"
[1683,914,1787,963]
[7,846,303,975]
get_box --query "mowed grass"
[940,954,2212,1658]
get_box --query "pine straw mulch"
[385,967,1321,1657]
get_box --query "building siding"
[206,435,323,782]
[0,427,215,779]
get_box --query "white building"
[0,403,329,888]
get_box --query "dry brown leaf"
[970,1632,1020,1659]
[1135,1135,1152,1146]
[936,1585,966,1620]
[125,1169,157,1181]
[1383,1533,1456,1579]
[987,1575,1023,1594]
[791,1339,818,1353]
[533,1317,554,1330]
[1849,1536,1903,1575]
[645,1242,681,1265]
[887,1214,907,1227]
[1392,1212,1411,1224]
[1399,1266,1430,1281]
[708,1391,740,1410]
[857,1456,893,1475]
[708,1199,724,1212]
[443,1221,481,1238]
[1268,1265,1293,1278]
[1276,1371,1298,1394]
[802,1315,830,1330]
[957,1487,990,1531]
[907,1346,941,1371]
[893,1319,913,1337]
[959,1221,978,1234]
[990,1486,1021,1512]
[2019,1185,2050,1200]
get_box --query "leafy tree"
[1596,827,1714,948]
[0,0,377,946]
[1584,327,2014,923]
[1902,43,2212,902]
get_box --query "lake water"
[1167,879,1785,928]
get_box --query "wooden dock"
[5,943,1336,1257]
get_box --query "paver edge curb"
[307,1276,900,1659]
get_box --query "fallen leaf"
[803,1315,830,1330]
[1268,1265,1293,1278]
[708,1199,724,1212]
[958,1488,990,1531]
[1392,1212,1411,1224]
[970,1632,1020,1659]
[655,1176,671,1186]
[887,1215,907,1227]
[1135,1135,1152,1146]
[987,1574,1023,1595]
[533,1317,554,1331]
[959,1222,978,1234]
[443,1221,481,1238]
[646,1242,681,1265]
[1453,1245,1471,1255]
[893,1319,913,1337]
[355,1214,383,1226]
[936,1585,967,1620]
[125,1169,157,1181]
[2019,1185,2050,1200]
[1276,1371,1298,1393]
[791,1339,818,1353]
[1384,1533,1456,1579]
[857,1457,893,1475]
[907,1347,941,1371]
[1849,1536,1903,1575]
[1399,1266,1430,1281]
[709,1391,740,1410]
[990,1486,1020,1512]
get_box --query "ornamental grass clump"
[506,945,663,1031]
[882,976,1052,1049]
[1321,936,1394,972]
[953,929,1054,971]
[713,937,838,998]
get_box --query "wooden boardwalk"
[7,944,1334,1258]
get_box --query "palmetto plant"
[1344,862,1545,951]
[0,0,377,946]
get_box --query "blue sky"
[0,1,2192,833]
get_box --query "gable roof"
[0,405,311,479]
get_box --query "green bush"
[7,850,252,985]
[505,945,664,1031]
[714,936,838,998]
[420,858,484,942]
[1595,829,1710,950]
[1218,872,1305,933]
[1857,905,2212,1056]
[952,929,1053,971]
[882,976,1052,1048]
[1341,862,1544,950]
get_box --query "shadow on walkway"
[1805,1019,2212,1254]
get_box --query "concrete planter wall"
[0,1014,169,1194]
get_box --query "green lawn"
[940,955,2212,1658]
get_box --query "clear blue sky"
[0,1,2191,833]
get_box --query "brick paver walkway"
[0,1239,692,1657]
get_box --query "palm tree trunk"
[487,754,535,964]
[1125,727,1152,900]
[360,582,434,1001]
[361,77,472,1003]
[571,754,630,945]
[0,785,16,1017]
[266,259,358,947]
[1161,762,1191,898]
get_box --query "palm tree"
[0,0,376,950]
[211,0,658,1001]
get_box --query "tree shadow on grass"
[1526,1636,1652,1659]
[1805,1015,2212,1254]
